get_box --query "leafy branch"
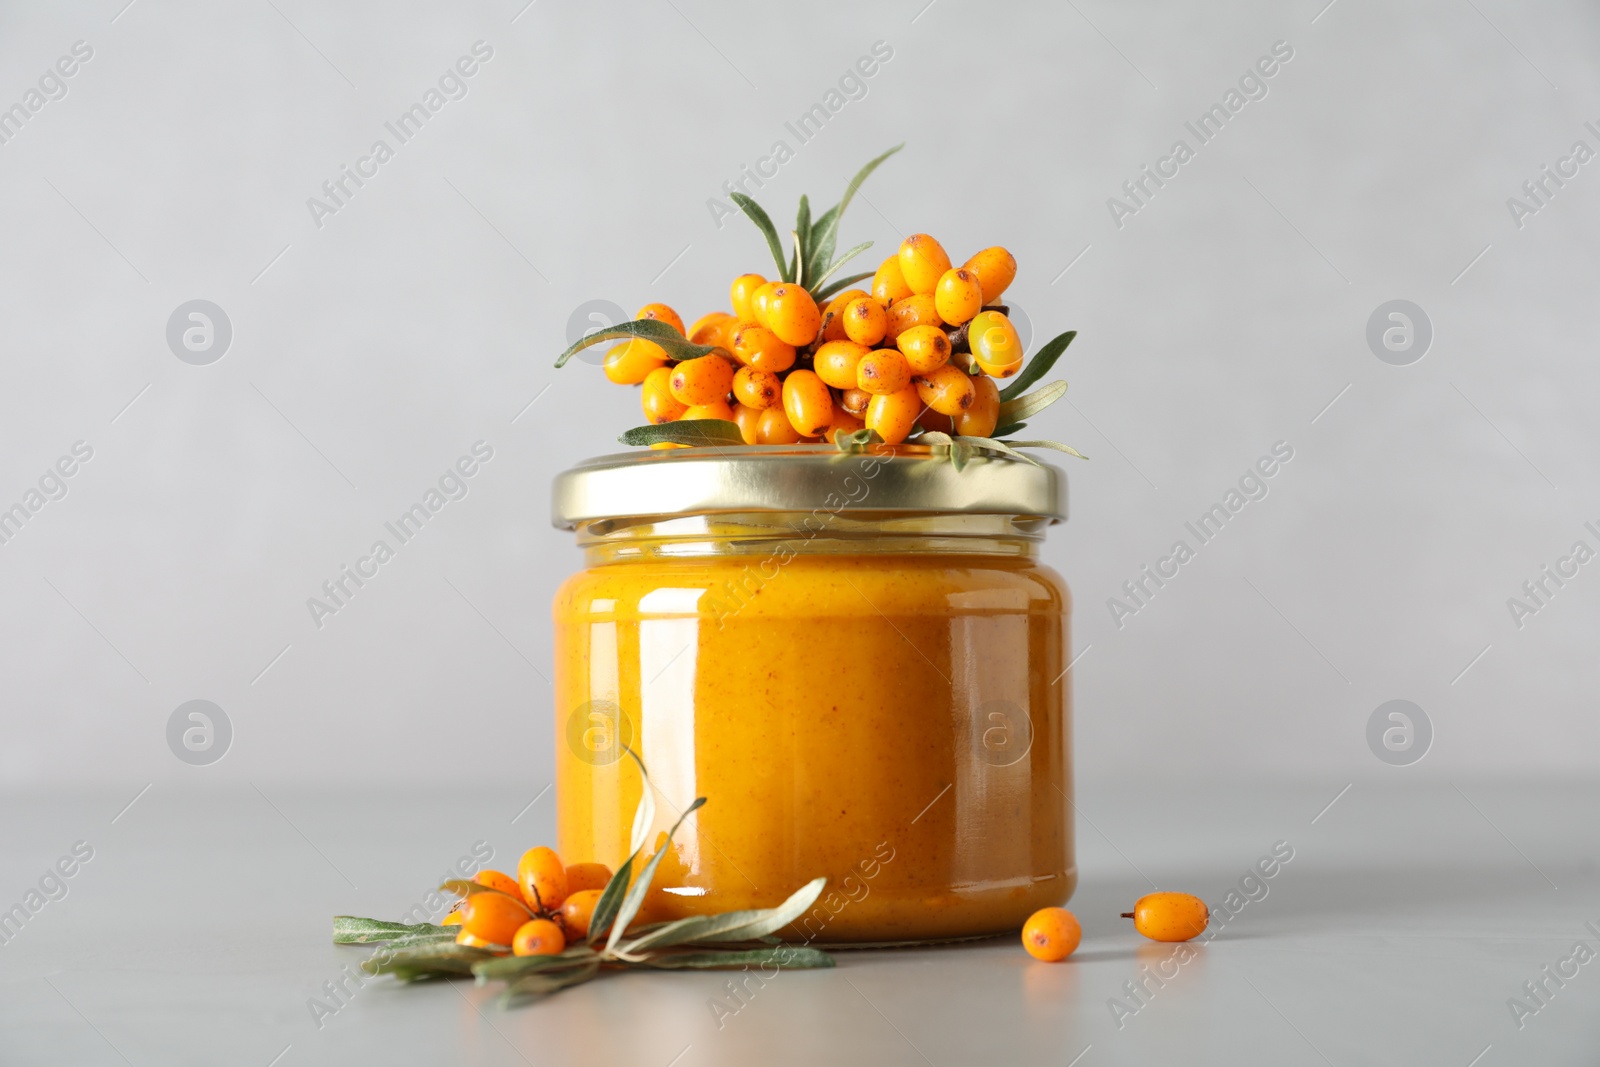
[331,750,833,1005]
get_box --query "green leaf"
[604,796,708,958]
[501,960,601,1002]
[618,420,746,448]
[333,917,453,944]
[473,947,600,981]
[954,435,1043,467]
[1007,439,1089,460]
[794,196,811,287]
[638,947,835,970]
[833,427,874,453]
[810,241,874,294]
[997,380,1068,425]
[617,877,826,954]
[991,421,1027,438]
[361,940,496,977]
[730,192,791,281]
[586,853,634,947]
[555,318,718,369]
[998,330,1077,403]
[807,144,902,284]
[813,272,875,304]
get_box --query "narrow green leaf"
[991,421,1027,438]
[618,420,746,448]
[617,877,826,954]
[794,196,811,287]
[555,318,717,369]
[812,272,875,304]
[604,797,708,957]
[951,439,973,471]
[807,143,903,283]
[810,241,874,294]
[996,380,1069,425]
[805,203,839,283]
[501,960,601,1002]
[586,854,634,947]
[954,435,1043,467]
[730,192,791,281]
[333,917,453,944]
[361,941,495,977]
[1007,439,1089,460]
[637,946,835,970]
[473,947,600,981]
[998,330,1076,403]
[916,430,953,447]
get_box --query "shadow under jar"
[551,444,1073,944]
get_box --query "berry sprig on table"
[556,146,1087,470]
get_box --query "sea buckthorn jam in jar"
[551,444,1073,943]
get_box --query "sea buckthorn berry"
[856,348,912,396]
[750,281,783,326]
[840,388,872,417]
[729,274,767,323]
[896,324,952,374]
[733,366,782,409]
[1022,907,1082,962]
[670,354,736,406]
[649,442,687,450]
[825,406,866,443]
[636,303,685,335]
[733,403,762,443]
[967,310,1024,378]
[517,847,568,912]
[897,234,952,295]
[512,918,566,957]
[756,404,803,445]
[641,367,688,424]
[885,293,943,341]
[1124,892,1210,943]
[819,288,867,343]
[560,888,604,940]
[563,863,611,895]
[442,908,464,926]
[842,297,889,346]
[688,311,735,347]
[865,386,923,445]
[955,374,1000,437]
[602,339,668,385]
[760,284,821,347]
[914,364,976,416]
[683,399,736,422]
[730,323,797,373]
[920,410,956,435]
[454,930,495,949]
[782,369,834,438]
[473,869,523,899]
[461,889,532,945]
[871,254,912,307]
[963,246,1018,305]
[934,267,984,326]
[814,340,871,391]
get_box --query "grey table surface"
[2,778,1596,1066]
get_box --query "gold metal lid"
[551,444,1066,528]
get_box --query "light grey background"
[0,0,1595,791]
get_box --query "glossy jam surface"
[553,549,1073,942]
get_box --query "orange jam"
[552,448,1073,942]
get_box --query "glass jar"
[551,444,1073,943]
